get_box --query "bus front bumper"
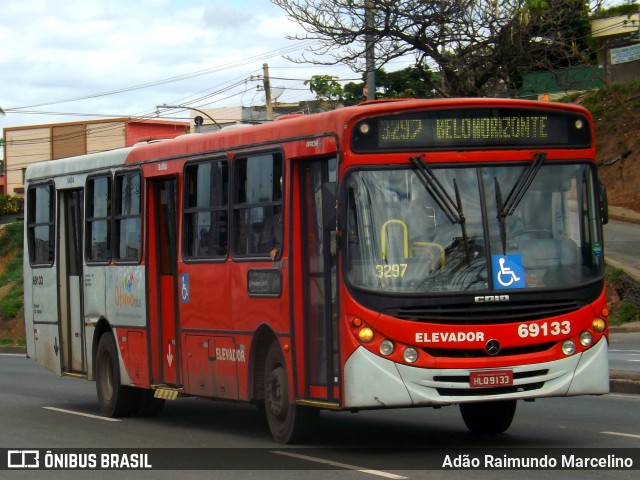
[343,336,609,408]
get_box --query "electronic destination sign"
[351,108,592,151]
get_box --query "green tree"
[272,0,607,97]
[304,75,347,108]
[342,66,439,105]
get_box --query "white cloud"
[0,0,331,131]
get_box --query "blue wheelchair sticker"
[492,255,526,290]
[180,273,190,303]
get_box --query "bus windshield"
[346,161,604,294]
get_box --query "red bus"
[24,98,610,443]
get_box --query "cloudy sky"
[0,0,364,133]
[1,0,626,138]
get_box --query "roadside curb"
[0,346,26,354]
[610,370,640,395]
[609,322,640,333]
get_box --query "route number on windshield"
[376,263,408,278]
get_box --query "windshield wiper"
[410,155,470,264]
[496,152,546,253]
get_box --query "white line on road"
[43,406,121,422]
[601,431,640,440]
[271,450,407,479]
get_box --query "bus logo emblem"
[485,339,501,356]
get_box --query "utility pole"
[365,0,376,100]
[263,63,273,121]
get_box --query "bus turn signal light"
[358,327,374,343]
[592,318,606,333]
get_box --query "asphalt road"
[0,354,638,480]
[610,332,640,373]
[603,220,640,281]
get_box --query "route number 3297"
[518,321,571,338]
[375,263,408,278]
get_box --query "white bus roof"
[25,147,135,183]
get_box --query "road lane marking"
[271,450,407,479]
[43,406,121,422]
[601,431,640,440]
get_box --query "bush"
[0,221,23,257]
[0,282,23,318]
[0,194,23,215]
[611,301,640,325]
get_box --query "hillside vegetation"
[0,222,25,345]
[564,80,640,212]
[1,83,639,341]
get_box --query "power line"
[4,41,318,112]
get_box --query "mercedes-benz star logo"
[485,339,501,356]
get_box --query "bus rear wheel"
[264,342,316,443]
[95,332,134,417]
[459,400,517,434]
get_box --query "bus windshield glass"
[345,161,604,294]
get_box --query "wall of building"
[126,121,189,145]
[87,122,126,153]
[4,127,50,195]
[3,119,188,196]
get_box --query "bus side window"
[183,158,229,259]
[86,175,112,263]
[232,152,283,259]
[114,171,142,263]
[27,183,55,266]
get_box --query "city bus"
[23,98,610,443]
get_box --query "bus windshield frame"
[344,159,604,295]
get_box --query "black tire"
[460,400,517,434]
[263,342,317,443]
[95,333,134,417]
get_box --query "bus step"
[153,387,183,401]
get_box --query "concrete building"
[2,118,188,196]
[592,13,640,84]
[192,102,323,133]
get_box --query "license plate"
[469,370,513,388]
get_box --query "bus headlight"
[358,327,374,343]
[562,340,576,356]
[379,339,395,356]
[580,331,593,347]
[403,347,418,363]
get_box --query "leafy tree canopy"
[272,0,605,97]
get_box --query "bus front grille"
[387,299,581,324]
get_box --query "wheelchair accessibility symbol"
[180,273,190,302]
[492,255,526,290]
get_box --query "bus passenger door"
[297,158,339,403]
[58,188,86,374]
[147,177,180,386]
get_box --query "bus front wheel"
[264,341,316,443]
[95,333,134,417]
[459,400,517,434]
